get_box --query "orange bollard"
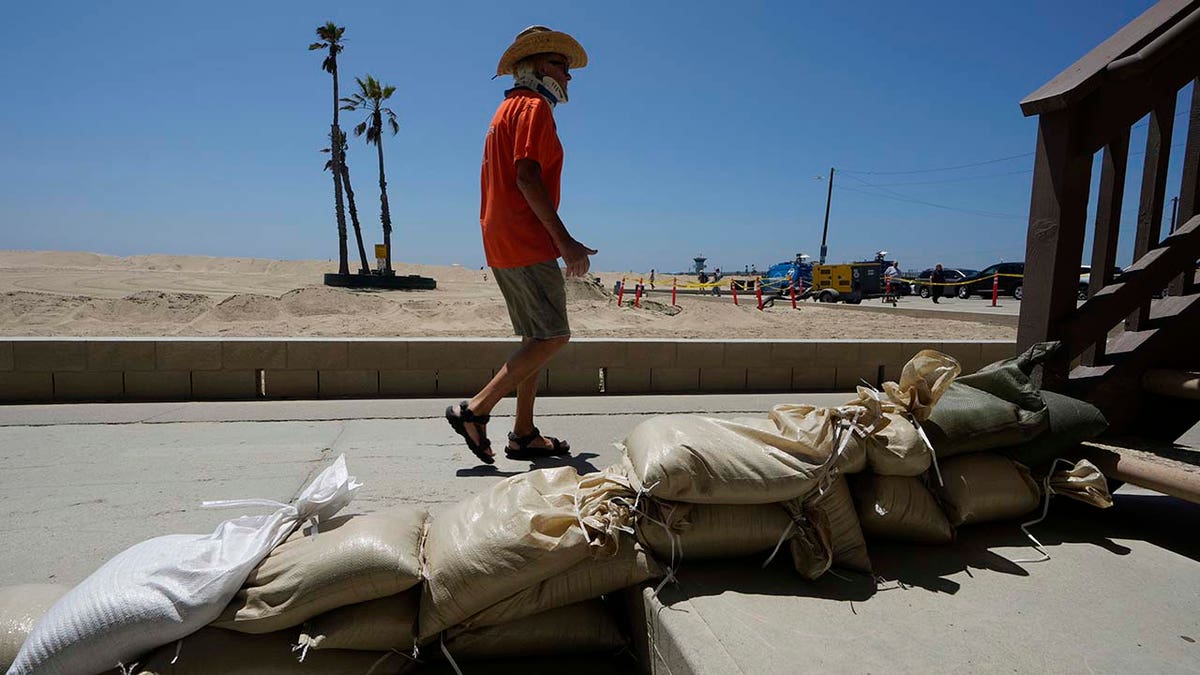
[671,277,678,306]
[790,281,798,309]
[756,278,764,311]
[732,280,739,306]
[634,278,643,308]
[991,273,999,307]
[617,277,626,306]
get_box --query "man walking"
[930,263,946,303]
[445,26,596,465]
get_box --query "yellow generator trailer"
[809,262,891,304]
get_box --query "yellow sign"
[374,244,388,258]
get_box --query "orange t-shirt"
[479,89,563,268]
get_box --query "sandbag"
[785,475,871,573]
[865,413,932,476]
[767,405,867,474]
[924,383,1049,458]
[419,467,634,640]
[636,501,795,561]
[622,415,826,504]
[851,474,953,544]
[785,505,833,580]
[214,506,427,634]
[443,600,626,660]
[1001,391,1108,468]
[10,455,360,675]
[133,627,407,675]
[297,589,419,652]
[461,537,661,631]
[0,584,69,672]
[935,453,1042,526]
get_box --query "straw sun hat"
[495,25,588,76]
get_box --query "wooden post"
[1017,110,1093,387]
[1127,96,1176,331]
[1083,132,1130,366]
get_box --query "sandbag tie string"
[908,413,944,488]
[201,497,323,537]
[439,633,466,675]
[1008,457,1078,564]
[761,520,796,569]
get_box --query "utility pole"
[819,166,834,265]
[1170,195,1179,233]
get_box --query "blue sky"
[1,0,1191,274]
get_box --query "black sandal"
[445,401,494,465]
[506,426,571,460]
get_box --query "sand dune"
[0,251,1014,340]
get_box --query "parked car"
[912,268,977,298]
[957,262,1026,299]
[1078,264,1124,300]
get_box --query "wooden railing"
[1017,0,1200,432]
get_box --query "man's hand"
[558,238,598,278]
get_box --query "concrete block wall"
[0,338,1016,403]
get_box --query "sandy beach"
[0,251,1015,340]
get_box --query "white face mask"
[511,71,567,107]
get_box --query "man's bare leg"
[451,336,568,454]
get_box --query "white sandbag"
[636,501,795,560]
[10,455,360,675]
[214,506,426,634]
[0,585,68,672]
[419,467,635,640]
[444,599,626,660]
[297,590,418,652]
[622,415,826,504]
[936,453,1042,526]
[133,627,406,675]
[851,474,953,544]
[461,537,661,631]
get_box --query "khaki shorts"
[492,260,570,339]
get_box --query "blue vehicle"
[760,260,813,296]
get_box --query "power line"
[836,183,1023,220]
[867,168,1034,187]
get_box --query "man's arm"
[515,158,597,277]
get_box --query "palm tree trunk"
[330,50,349,275]
[341,162,371,273]
[375,111,393,275]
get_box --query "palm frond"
[366,126,380,145]
[308,42,326,51]
[387,117,399,135]
[354,121,368,137]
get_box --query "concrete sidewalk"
[3,394,1198,673]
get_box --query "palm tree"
[322,128,371,273]
[341,75,399,275]
[309,21,350,275]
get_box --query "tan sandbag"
[768,405,867,474]
[214,506,427,634]
[443,599,626,660]
[461,537,661,631]
[1048,459,1113,508]
[785,475,872,573]
[622,415,826,504]
[134,627,407,674]
[871,349,961,422]
[852,474,953,544]
[1,584,69,671]
[297,589,418,652]
[786,505,833,580]
[419,467,635,640]
[864,412,932,476]
[636,501,795,561]
[936,453,1042,526]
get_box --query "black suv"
[957,262,1026,299]
[912,268,977,298]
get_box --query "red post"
[755,277,764,310]
[671,277,678,306]
[732,280,739,306]
[634,277,643,308]
[790,281,798,309]
[617,277,625,306]
[991,272,999,307]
